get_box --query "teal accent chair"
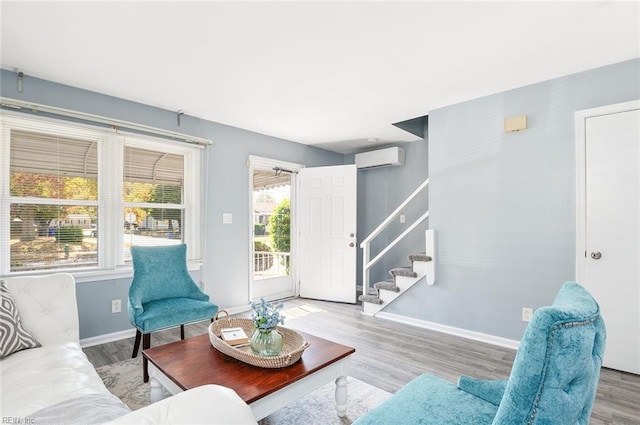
[354,282,606,425]
[128,244,218,382]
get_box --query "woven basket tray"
[209,310,310,368]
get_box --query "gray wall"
[0,70,343,338]
[385,58,640,340]
[5,58,638,342]
[75,276,144,338]
[350,139,429,288]
[201,119,344,309]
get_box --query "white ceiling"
[1,1,639,153]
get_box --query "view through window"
[9,129,100,271]
[252,170,291,281]
[122,145,184,262]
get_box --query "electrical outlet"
[111,299,121,314]
[522,307,533,322]
[399,214,406,223]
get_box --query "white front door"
[298,165,357,303]
[577,101,640,375]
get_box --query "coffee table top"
[143,331,355,404]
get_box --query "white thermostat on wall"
[222,213,233,224]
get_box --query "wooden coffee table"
[142,331,356,420]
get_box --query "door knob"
[349,242,355,247]
[590,251,602,260]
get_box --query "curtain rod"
[0,97,212,147]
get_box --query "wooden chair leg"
[143,356,149,383]
[180,324,185,340]
[143,333,151,383]
[143,332,151,350]
[132,329,142,358]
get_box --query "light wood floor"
[84,298,640,425]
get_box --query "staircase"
[358,178,434,316]
[359,230,435,316]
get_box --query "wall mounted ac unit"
[355,146,405,169]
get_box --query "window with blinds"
[122,146,185,262]
[1,113,203,275]
[9,128,100,271]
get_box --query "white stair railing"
[360,178,429,293]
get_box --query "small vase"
[250,328,283,357]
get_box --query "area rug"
[97,357,390,424]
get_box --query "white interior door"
[578,102,640,374]
[298,165,357,303]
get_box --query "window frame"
[1,112,203,279]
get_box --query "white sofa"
[0,273,257,424]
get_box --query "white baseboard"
[221,304,252,316]
[80,328,137,348]
[376,312,520,350]
[80,305,253,348]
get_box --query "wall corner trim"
[375,312,520,350]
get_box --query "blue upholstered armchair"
[128,244,218,382]
[354,282,606,425]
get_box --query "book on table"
[220,327,249,346]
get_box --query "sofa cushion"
[132,297,217,333]
[0,342,111,418]
[28,393,131,425]
[457,375,508,406]
[106,385,258,425]
[0,281,40,358]
[2,273,79,345]
[353,374,498,425]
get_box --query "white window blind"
[11,130,99,182]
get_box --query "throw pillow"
[0,280,41,358]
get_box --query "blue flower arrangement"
[250,298,285,331]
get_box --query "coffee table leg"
[150,376,164,403]
[335,375,348,417]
